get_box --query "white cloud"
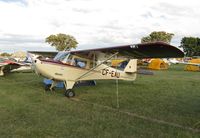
[0,0,200,52]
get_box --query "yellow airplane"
[30,42,184,97]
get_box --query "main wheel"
[64,89,75,98]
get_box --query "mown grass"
[0,65,200,138]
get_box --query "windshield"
[53,52,69,62]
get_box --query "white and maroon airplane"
[30,42,184,97]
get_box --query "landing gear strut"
[64,81,75,98]
[44,80,56,91]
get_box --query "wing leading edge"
[70,42,184,58]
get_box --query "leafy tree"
[141,31,174,44]
[180,37,200,57]
[0,52,11,57]
[45,33,78,51]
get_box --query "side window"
[74,58,87,68]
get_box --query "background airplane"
[0,57,31,76]
[0,58,20,76]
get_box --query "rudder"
[124,59,137,73]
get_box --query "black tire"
[64,89,75,98]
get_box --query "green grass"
[0,65,200,138]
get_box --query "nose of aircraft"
[33,59,53,79]
[32,59,41,76]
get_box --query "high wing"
[70,42,184,58]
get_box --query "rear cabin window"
[74,58,87,68]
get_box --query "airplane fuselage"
[35,59,137,82]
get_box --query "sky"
[0,0,200,53]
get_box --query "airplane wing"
[0,63,21,76]
[70,42,184,58]
[0,63,6,67]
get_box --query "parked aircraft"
[0,57,31,76]
[0,58,20,76]
[30,42,184,97]
[168,58,180,64]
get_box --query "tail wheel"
[64,89,75,98]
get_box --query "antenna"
[115,60,119,109]
[116,78,119,108]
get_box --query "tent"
[111,59,125,67]
[148,59,169,70]
[11,51,26,62]
[12,51,26,58]
[185,59,200,71]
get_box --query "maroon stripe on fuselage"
[40,59,90,70]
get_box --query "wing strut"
[75,52,119,81]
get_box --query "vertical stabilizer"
[124,59,137,73]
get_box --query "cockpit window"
[53,52,69,62]
[53,52,89,68]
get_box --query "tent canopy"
[148,59,169,70]
[185,59,200,71]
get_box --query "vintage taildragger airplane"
[0,58,21,76]
[30,42,184,97]
[0,58,31,76]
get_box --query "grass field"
[0,65,200,137]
